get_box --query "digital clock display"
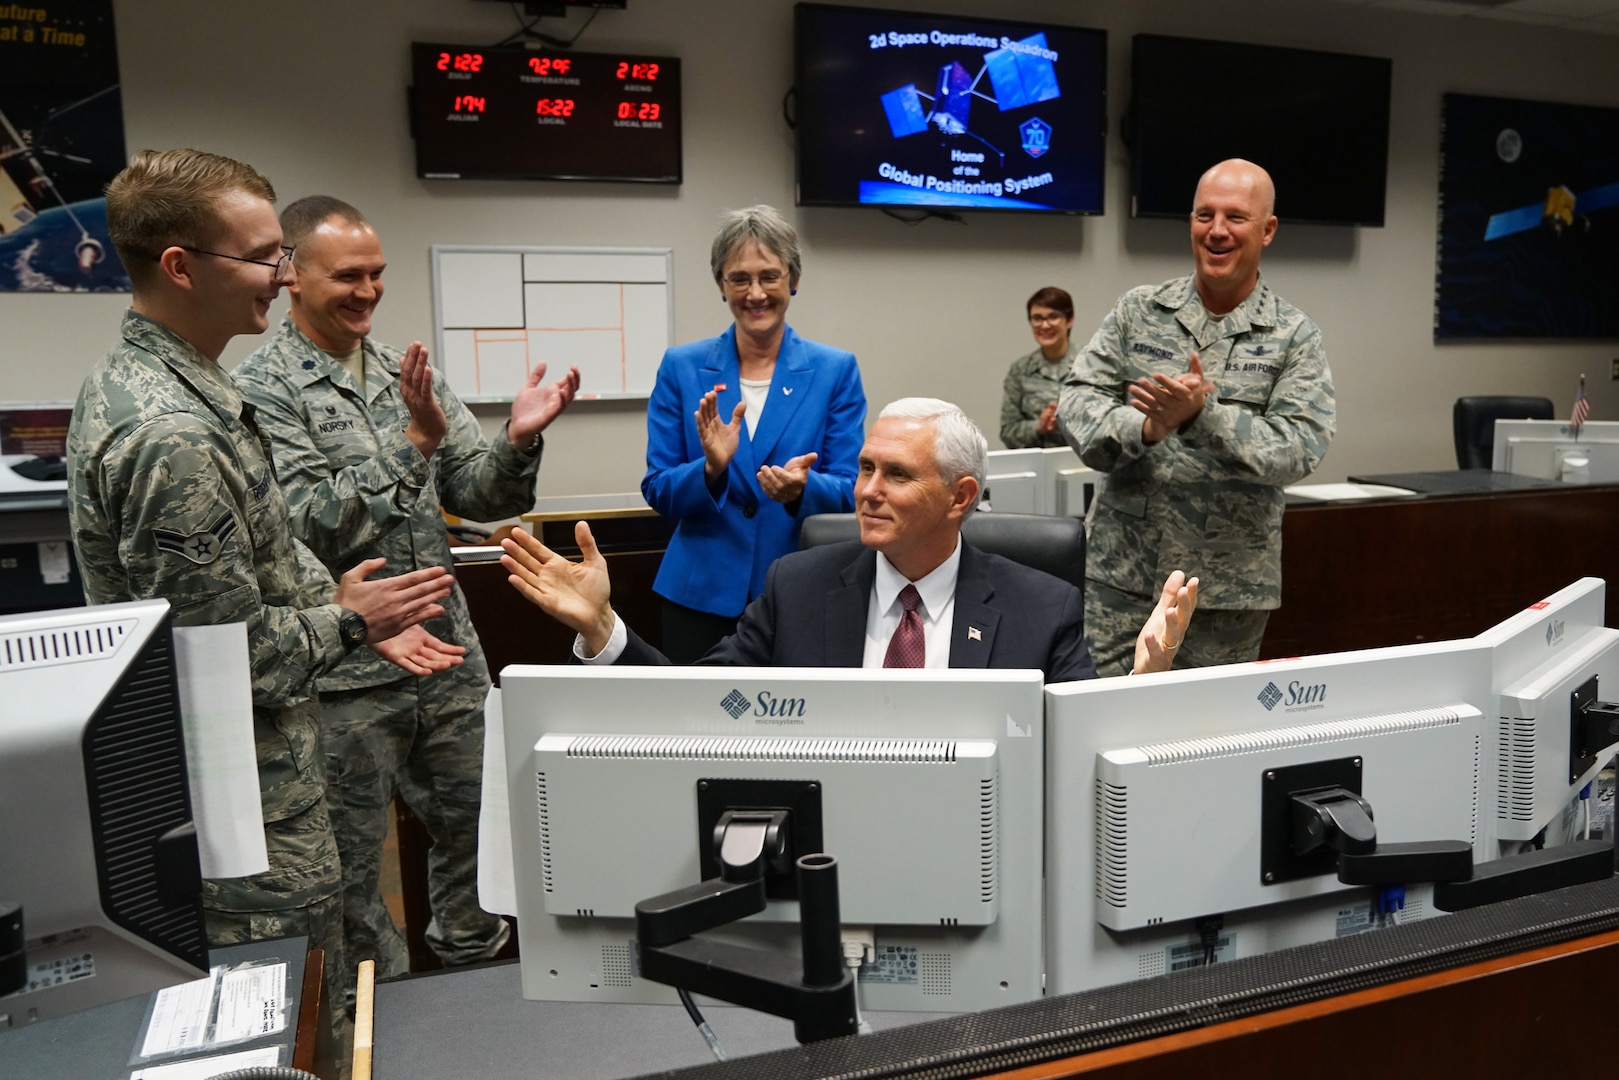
[410,43,682,184]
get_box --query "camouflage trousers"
[1084,578,1270,678]
[318,648,505,1004]
[202,795,348,1052]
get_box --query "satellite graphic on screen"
[795,7,1107,216]
[880,32,1059,163]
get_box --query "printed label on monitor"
[20,950,97,993]
[1165,933,1236,973]
[859,944,920,985]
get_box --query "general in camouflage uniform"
[1000,341,1079,449]
[1059,161,1335,676]
[234,196,578,992]
[1062,275,1335,673]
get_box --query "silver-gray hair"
[710,204,803,288]
[877,398,987,505]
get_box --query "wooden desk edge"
[522,506,657,523]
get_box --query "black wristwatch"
[338,609,369,651]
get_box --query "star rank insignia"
[153,511,239,565]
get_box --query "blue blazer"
[642,324,866,618]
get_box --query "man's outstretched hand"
[501,521,615,655]
[1134,570,1199,674]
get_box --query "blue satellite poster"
[1436,93,1619,340]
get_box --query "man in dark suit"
[502,398,1196,681]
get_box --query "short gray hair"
[710,204,802,288]
[877,398,987,504]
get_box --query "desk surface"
[0,937,308,1080]
[372,960,934,1080]
[1346,468,1570,494]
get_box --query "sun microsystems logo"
[719,689,750,719]
[1257,682,1284,711]
[1546,618,1565,647]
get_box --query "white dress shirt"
[577,538,964,668]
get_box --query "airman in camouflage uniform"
[67,151,453,1028]
[233,196,579,995]
[1060,160,1335,676]
[1001,342,1079,449]
[1001,286,1080,449]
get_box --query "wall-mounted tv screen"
[794,3,1107,215]
[1128,35,1391,226]
[408,43,681,183]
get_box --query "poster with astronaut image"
[0,0,129,291]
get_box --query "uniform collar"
[273,316,400,399]
[121,309,250,428]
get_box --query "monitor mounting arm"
[635,808,858,1044]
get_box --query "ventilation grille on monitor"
[919,952,952,996]
[535,770,555,893]
[0,616,135,673]
[599,943,633,987]
[978,776,997,905]
[1096,781,1129,909]
[1133,706,1472,766]
[1498,716,1537,822]
[563,735,961,763]
[82,625,208,971]
[1468,732,1481,844]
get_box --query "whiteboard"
[430,245,674,402]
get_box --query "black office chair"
[1453,396,1554,469]
[798,511,1085,590]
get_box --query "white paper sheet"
[477,686,518,917]
[131,1045,281,1079]
[1283,482,1418,501]
[172,624,269,879]
[139,968,218,1058]
[212,962,287,1042]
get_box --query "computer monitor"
[1473,577,1619,845]
[0,599,207,1025]
[497,665,1045,1014]
[984,447,1095,516]
[1491,419,1619,484]
[1045,638,1495,995]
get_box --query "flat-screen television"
[1127,35,1391,226]
[496,665,1046,1016]
[408,43,681,183]
[0,599,207,1024]
[794,3,1107,215]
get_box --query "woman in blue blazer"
[643,205,866,661]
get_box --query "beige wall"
[4,0,1617,495]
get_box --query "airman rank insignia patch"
[153,511,239,565]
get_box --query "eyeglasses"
[1029,313,1068,326]
[176,245,296,282]
[723,269,788,292]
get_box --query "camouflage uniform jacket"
[1000,340,1079,449]
[68,310,346,827]
[233,317,543,691]
[1058,275,1335,609]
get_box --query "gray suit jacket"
[620,540,1097,683]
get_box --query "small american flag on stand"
[1571,375,1590,438]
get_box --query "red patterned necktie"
[883,584,925,668]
